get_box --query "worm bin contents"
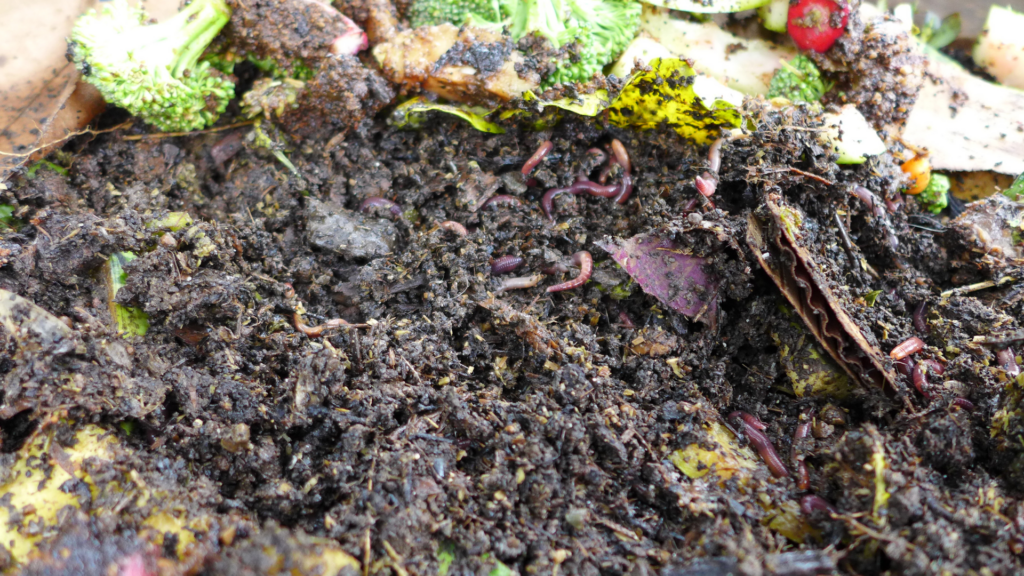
[1,0,1023,574]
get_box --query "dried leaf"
[598,234,718,325]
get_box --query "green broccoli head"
[407,0,504,28]
[766,55,831,103]
[68,0,234,132]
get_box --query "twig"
[940,276,1015,298]
[0,120,134,157]
[121,119,255,141]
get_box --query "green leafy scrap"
[0,205,20,231]
[607,58,744,144]
[918,173,950,214]
[767,55,831,103]
[1006,173,1024,202]
[109,252,150,337]
[390,97,505,134]
[919,12,960,49]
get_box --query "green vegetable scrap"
[68,0,234,132]
[918,173,950,214]
[1006,173,1024,202]
[407,0,641,87]
[918,11,961,49]
[390,97,505,133]
[766,55,831,103]
[108,252,149,337]
[408,0,504,27]
[607,58,744,144]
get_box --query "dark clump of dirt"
[2,13,1024,576]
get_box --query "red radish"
[787,0,850,53]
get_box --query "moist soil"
[1,72,1024,576]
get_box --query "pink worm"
[522,140,554,176]
[438,221,468,237]
[800,495,838,517]
[480,195,523,210]
[491,255,524,275]
[497,274,542,292]
[546,251,593,293]
[793,420,811,491]
[359,197,402,218]
[729,411,789,478]
[891,337,925,360]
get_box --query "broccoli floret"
[407,0,640,87]
[918,173,950,214]
[408,0,504,28]
[68,0,234,132]
[766,55,831,103]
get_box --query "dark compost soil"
[2,12,1024,576]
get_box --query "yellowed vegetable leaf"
[669,421,758,481]
[607,58,744,144]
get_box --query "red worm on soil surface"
[541,182,618,218]
[359,196,402,217]
[729,411,789,478]
[952,397,975,411]
[800,495,838,516]
[522,140,554,175]
[610,139,631,174]
[491,255,524,275]
[293,313,352,337]
[695,173,717,198]
[851,185,886,218]
[618,311,636,329]
[793,420,812,491]
[497,274,543,292]
[891,336,925,360]
[911,359,944,399]
[546,251,593,293]
[614,172,633,204]
[480,194,523,210]
[708,137,725,174]
[438,221,468,237]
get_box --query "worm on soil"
[890,336,925,360]
[359,196,402,217]
[800,495,838,517]
[546,251,593,293]
[438,221,468,237]
[491,255,524,275]
[913,302,928,334]
[997,347,1021,377]
[293,312,367,337]
[522,140,554,176]
[951,397,975,411]
[729,411,789,478]
[497,274,543,292]
[793,420,812,491]
[480,194,523,210]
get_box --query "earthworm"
[587,148,609,169]
[890,336,925,360]
[997,347,1021,377]
[541,181,619,219]
[359,196,402,217]
[793,420,812,491]
[610,139,631,174]
[491,255,524,275]
[438,221,468,237]
[522,140,554,176]
[480,194,523,210]
[283,282,296,299]
[293,312,357,337]
[708,137,725,174]
[800,495,838,517]
[912,359,945,399]
[614,172,633,204]
[695,173,717,198]
[894,357,913,377]
[729,411,789,478]
[851,185,887,218]
[885,194,903,213]
[541,262,570,276]
[547,251,593,293]
[618,311,636,329]
[913,302,928,334]
[497,274,543,292]
[952,397,975,411]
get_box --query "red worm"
[541,181,619,219]
[547,251,593,293]
[294,313,353,337]
[695,173,717,198]
[480,194,523,210]
[894,357,913,377]
[359,197,402,218]
[438,221,468,237]
[891,337,925,360]
[793,420,812,491]
[913,302,928,334]
[912,359,945,399]
[491,255,524,275]
[618,311,636,329]
[522,140,554,176]
[614,172,633,204]
[729,411,789,478]
[800,495,838,517]
[497,274,542,292]
[997,348,1021,377]
[851,185,887,218]
[708,137,725,174]
[952,397,975,411]
[610,139,631,174]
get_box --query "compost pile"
[1,0,1023,575]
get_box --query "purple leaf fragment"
[598,234,718,323]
